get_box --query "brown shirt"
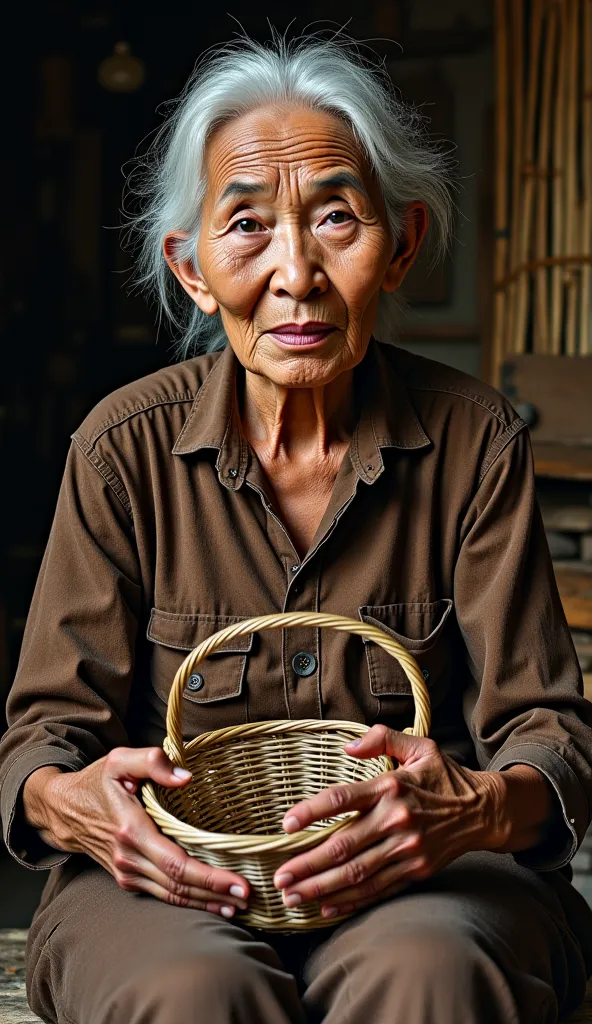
[1,339,591,872]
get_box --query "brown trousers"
[26,851,592,1024]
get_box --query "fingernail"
[123,780,135,792]
[275,873,294,888]
[172,767,192,779]
[346,739,362,748]
[322,906,340,918]
[229,885,246,899]
[284,892,302,907]
[220,905,235,918]
[283,816,300,832]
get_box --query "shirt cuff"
[0,745,87,870]
[488,742,590,871]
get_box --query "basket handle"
[165,611,431,767]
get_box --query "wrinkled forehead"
[203,104,377,203]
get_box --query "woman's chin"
[255,350,355,388]
[247,333,359,382]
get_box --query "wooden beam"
[532,442,592,481]
[554,564,592,629]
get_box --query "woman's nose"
[268,228,329,300]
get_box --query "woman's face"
[168,104,426,387]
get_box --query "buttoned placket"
[241,434,381,720]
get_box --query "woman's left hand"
[273,725,508,920]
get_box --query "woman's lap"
[26,851,592,1024]
[26,857,304,1024]
[303,851,592,1022]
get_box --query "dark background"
[0,0,493,924]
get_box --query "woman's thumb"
[107,746,192,788]
[344,725,426,765]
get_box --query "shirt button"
[228,468,238,478]
[187,673,205,692]
[422,668,430,682]
[292,651,317,677]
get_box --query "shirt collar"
[171,343,248,490]
[350,338,431,484]
[172,338,431,487]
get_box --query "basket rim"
[182,717,372,754]
[142,780,362,852]
[142,719,394,853]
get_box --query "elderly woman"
[1,33,592,1024]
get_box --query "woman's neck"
[240,366,357,461]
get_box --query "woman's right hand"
[22,747,250,918]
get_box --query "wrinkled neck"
[239,365,356,460]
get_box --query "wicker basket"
[142,611,430,931]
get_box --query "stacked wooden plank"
[500,353,592,685]
[540,501,592,698]
[540,490,592,697]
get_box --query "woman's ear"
[381,202,429,294]
[163,232,219,315]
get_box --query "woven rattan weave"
[142,611,430,931]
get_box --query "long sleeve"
[0,438,142,868]
[455,427,592,870]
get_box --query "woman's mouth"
[268,322,337,347]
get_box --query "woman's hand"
[22,748,250,918]
[273,725,509,920]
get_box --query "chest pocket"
[147,609,254,737]
[358,600,454,724]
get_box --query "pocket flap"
[147,609,254,654]
[358,599,454,697]
[359,599,453,652]
[147,609,254,707]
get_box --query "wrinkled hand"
[273,725,506,919]
[22,748,250,918]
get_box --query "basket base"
[235,907,352,933]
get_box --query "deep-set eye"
[326,210,353,225]
[233,217,263,233]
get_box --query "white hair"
[125,31,455,358]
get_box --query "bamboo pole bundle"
[564,0,580,355]
[504,0,525,355]
[533,1,558,352]
[514,0,544,354]
[492,0,511,380]
[581,0,592,354]
[551,0,569,354]
[492,0,592,376]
